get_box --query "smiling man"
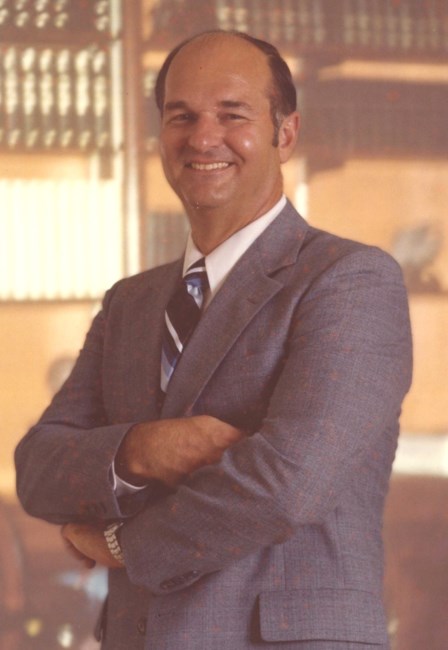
[15,31,412,650]
[157,32,298,253]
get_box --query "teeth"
[189,162,230,171]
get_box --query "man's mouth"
[187,162,232,171]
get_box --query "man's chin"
[182,194,232,215]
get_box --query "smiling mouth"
[187,162,232,171]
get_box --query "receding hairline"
[162,33,273,107]
[169,30,265,58]
[156,29,296,117]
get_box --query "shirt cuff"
[111,461,148,497]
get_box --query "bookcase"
[143,0,448,163]
[0,0,126,301]
[0,0,115,153]
[146,0,448,61]
[3,0,447,298]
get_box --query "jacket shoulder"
[102,259,181,308]
[278,201,400,276]
[303,222,402,277]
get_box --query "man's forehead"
[164,36,272,105]
[163,81,270,115]
[168,33,269,78]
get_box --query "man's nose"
[187,115,223,151]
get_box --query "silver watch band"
[104,522,124,565]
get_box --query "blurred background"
[0,1,447,648]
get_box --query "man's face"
[159,35,296,230]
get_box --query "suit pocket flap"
[259,588,388,644]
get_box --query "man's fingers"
[60,525,96,569]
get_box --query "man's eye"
[170,113,193,123]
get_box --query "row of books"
[214,0,327,45]
[337,0,448,51]
[0,0,111,34]
[149,0,448,56]
[303,81,448,158]
[0,45,112,151]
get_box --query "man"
[15,31,412,649]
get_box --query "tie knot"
[184,257,209,298]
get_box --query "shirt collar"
[183,195,286,300]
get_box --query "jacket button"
[137,617,147,635]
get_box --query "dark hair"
[154,30,297,143]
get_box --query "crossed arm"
[62,414,243,568]
[17,248,413,589]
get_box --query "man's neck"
[190,222,248,255]
[187,196,284,255]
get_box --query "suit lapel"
[161,202,308,418]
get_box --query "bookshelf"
[0,0,116,155]
[302,79,448,175]
[0,0,126,301]
[143,0,448,173]
[145,0,448,63]
[2,0,448,291]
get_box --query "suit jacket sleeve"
[118,247,412,594]
[14,283,152,525]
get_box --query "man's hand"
[61,523,123,570]
[115,415,244,488]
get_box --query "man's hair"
[154,30,297,144]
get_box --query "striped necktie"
[161,258,209,392]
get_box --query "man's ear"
[278,111,300,163]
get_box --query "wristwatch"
[104,521,125,565]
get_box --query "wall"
[308,157,448,435]
[0,302,95,495]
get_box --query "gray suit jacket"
[15,202,413,649]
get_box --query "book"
[74,49,93,149]
[356,0,371,48]
[4,47,21,148]
[92,47,110,150]
[38,48,58,148]
[282,0,296,44]
[21,47,40,148]
[56,48,75,148]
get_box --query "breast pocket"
[194,346,287,431]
